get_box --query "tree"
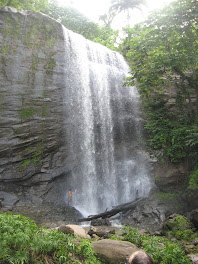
[0,0,52,13]
[122,0,198,111]
[50,5,101,40]
[119,0,198,187]
[93,26,119,51]
[48,5,119,48]
[99,12,117,27]
[109,0,146,24]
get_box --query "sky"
[57,0,174,29]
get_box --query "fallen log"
[78,197,145,222]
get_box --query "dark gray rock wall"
[152,158,188,188]
[0,7,69,210]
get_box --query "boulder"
[187,254,198,264]
[192,238,198,246]
[121,190,190,232]
[65,224,90,239]
[58,225,74,234]
[91,239,138,264]
[121,193,167,232]
[162,214,192,236]
[184,245,195,254]
[138,229,150,235]
[188,209,198,228]
[12,202,82,226]
[91,218,111,226]
[88,226,112,238]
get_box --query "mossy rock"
[162,214,193,240]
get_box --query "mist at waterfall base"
[62,25,152,217]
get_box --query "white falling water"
[62,26,152,216]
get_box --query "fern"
[0,212,101,264]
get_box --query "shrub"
[0,212,101,264]
[164,214,193,240]
[121,226,191,264]
[188,169,198,190]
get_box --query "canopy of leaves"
[48,4,119,49]
[0,0,51,12]
[119,0,198,187]
[121,0,198,102]
[46,4,101,41]
[110,0,146,14]
[100,0,146,26]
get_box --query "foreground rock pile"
[56,224,142,264]
[54,213,198,264]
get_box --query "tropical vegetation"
[0,212,101,264]
[120,225,192,264]
[1,212,195,264]
[0,0,51,12]
[119,0,198,189]
[109,0,146,23]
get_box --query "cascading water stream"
[62,26,152,216]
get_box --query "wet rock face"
[0,7,69,208]
[12,202,82,226]
[188,209,198,229]
[121,191,190,232]
[152,158,188,188]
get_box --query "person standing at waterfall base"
[68,189,76,206]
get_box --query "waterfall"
[62,26,152,216]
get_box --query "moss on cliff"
[19,143,44,171]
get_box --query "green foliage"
[31,56,39,72]
[142,98,197,163]
[19,108,35,119]
[164,215,193,240]
[77,239,101,264]
[48,5,119,49]
[0,0,51,13]
[122,226,143,247]
[188,168,198,190]
[44,54,56,75]
[109,0,146,24]
[122,0,198,100]
[20,159,32,169]
[50,5,101,41]
[0,212,102,264]
[92,26,119,51]
[0,45,10,55]
[119,0,198,175]
[185,126,198,148]
[157,192,179,201]
[99,12,117,27]
[20,144,43,170]
[121,226,191,264]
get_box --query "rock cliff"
[0,7,153,215]
[0,7,69,210]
